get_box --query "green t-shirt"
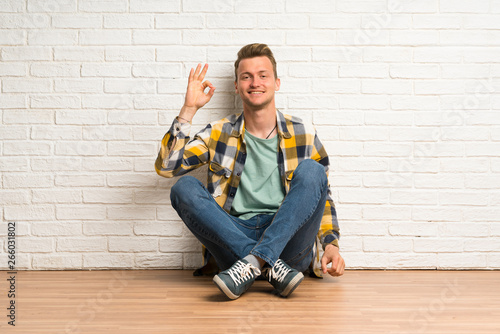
[230,130,285,220]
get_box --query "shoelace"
[268,260,291,283]
[228,261,261,285]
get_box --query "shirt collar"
[230,109,291,139]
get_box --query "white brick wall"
[1,0,499,270]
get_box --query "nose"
[250,77,261,88]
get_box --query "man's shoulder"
[280,112,316,136]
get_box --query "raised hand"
[180,63,216,122]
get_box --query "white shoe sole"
[213,275,239,300]
[280,272,304,297]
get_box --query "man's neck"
[243,105,277,139]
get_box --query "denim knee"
[292,159,328,190]
[170,176,201,210]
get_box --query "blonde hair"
[234,43,277,80]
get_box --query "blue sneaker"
[213,259,261,300]
[264,259,304,297]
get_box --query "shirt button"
[237,172,241,176]
[230,193,235,197]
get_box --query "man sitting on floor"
[155,43,345,299]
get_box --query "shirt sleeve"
[154,117,211,178]
[311,132,341,250]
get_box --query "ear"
[275,78,281,91]
[234,80,238,94]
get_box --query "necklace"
[265,124,277,139]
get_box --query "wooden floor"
[0,270,499,334]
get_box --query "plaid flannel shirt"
[155,110,340,277]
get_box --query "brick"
[338,189,389,204]
[465,239,500,252]
[324,141,363,157]
[155,14,204,28]
[389,127,438,141]
[363,237,412,252]
[414,174,464,189]
[183,0,231,12]
[440,0,489,13]
[414,142,464,157]
[27,0,76,12]
[31,95,80,109]
[18,237,54,253]
[80,30,131,46]
[31,63,80,77]
[287,30,335,46]
[3,141,51,156]
[364,112,412,126]
[391,96,439,110]
[362,79,412,94]
[337,30,390,46]
[130,0,179,12]
[54,47,104,61]
[82,94,133,109]
[83,126,131,140]
[337,0,386,13]
[109,237,158,252]
[134,222,183,236]
[105,46,155,61]
[289,96,338,110]
[83,189,133,204]
[106,142,156,157]
[364,143,412,157]
[390,30,438,46]
[441,127,489,141]
[441,31,495,46]
[104,79,155,94]
[440,222,489,237]
[52,15,102,28]
[83,222,133,236]
[132,63,181,78]
[0,126,28,140]
[32,189,82,203]
[0,157,29,172]
[464,15,500,29]
[55,79,103,93]
[390,64,438,79]
[81,63,131,77]
[107,205,156,220]
[134,95,183,109]
[4,205,55,220]
[389,222,438,237]
[441,158,489,173]
[55,110,106,126]
[156,205,181,221]
[390,190,438,205]
[133,127,168,141]
[160,237,200,252]
[57,237,107,252]
[83,157,133,171]
[1,46,52,61]
[79,0,127,12]
[157,46,205,62]
[33,254,83,269]
[207,14,256,29]
[363,206,412,220]
[54,172,101,188]
[463,208,500,222]
[136,254,183,269]
[83,254,134,268]
[465,174,500,189]
[338,127,388,141]
[256,14,308,29]
[31,126,79,140]
[466,143,500,157]
[389,158,439,173]
[57,205,106,220]
[339,64,388,78]
[313,47,362,62]
[414,80,465,95]
[3,78,51,93]
[0,14,50,28]
[413,47,462,63]
[55,141,106,156]
[363,47,411,63]
[414,238,463,252]
[342,252,388,269]
[31,222,82,236]
[413,15,461,29]
[438,253,487,269]
[132,30,180,45]
[413,207,462,222]
[104,14,152,28]
[0,190,30,205]
[288,63,337,78]
[31,157,81,172]
[0,63,26,76]
[0,0,24,12]
[28,30,77,45]
[0,29,25,45]
[107,173,158,187]
[388,254,437,269]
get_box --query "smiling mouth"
[249,92,264,94]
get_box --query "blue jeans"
[170,159,328,272]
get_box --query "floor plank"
[0,270,499,333]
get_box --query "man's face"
[235,56,280,111]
